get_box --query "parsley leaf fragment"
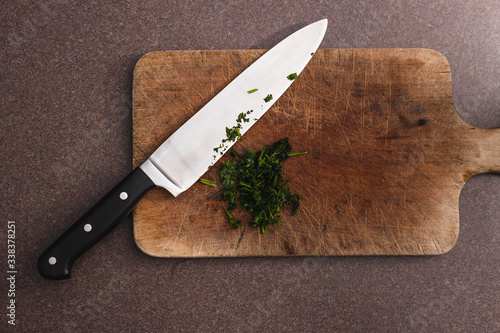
[218,137,303,233]
[200,178,217,187]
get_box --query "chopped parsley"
[264,94,273,102]
[217,137,304,233]
[287,73,297,80]
[247,88,258,94]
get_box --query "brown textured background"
[1,1,499,332]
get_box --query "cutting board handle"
[37,168,156,279]
[466,127,500,179]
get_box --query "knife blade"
[38,19,328,279]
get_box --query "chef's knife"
[38,19,328,279]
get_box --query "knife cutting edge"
[38,19,328,279]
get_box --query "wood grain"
[132,49,500,257]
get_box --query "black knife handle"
[37,167,156,280]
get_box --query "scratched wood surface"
[132,49,499,257]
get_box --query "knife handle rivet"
[48,257,57,265]
[119,192,128,200]
[84,224,92,232]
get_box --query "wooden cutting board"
[132,49,499,257]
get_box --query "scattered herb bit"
[210,111,255,165]
[214,111,254,153]
[200,178,217,187]
[247,88,258,94]
[218,137,303,233]
[287,73,297,80]
[224,126,241,142]
[224,209,241,229]
[310,52,315,56]
[264,94,273,102]
[237,111,251,123]
[289,151,308,157]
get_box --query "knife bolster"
[140,159,184,197]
